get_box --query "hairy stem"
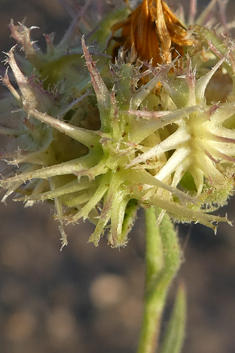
[137,208,182,353]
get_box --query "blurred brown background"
[0,1,235,353]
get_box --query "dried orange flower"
[111,0,195,65]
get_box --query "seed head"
[0,1,234,248]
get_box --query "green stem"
[137,207,182,353]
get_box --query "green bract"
[0,3,235,248]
